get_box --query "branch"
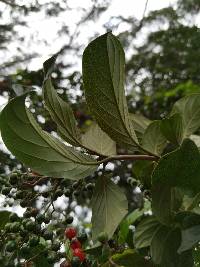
[98,154,158,164]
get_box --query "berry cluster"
[60,227,86,267]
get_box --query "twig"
[98,154,158,164]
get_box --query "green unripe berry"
[51,241,60,251]
[4,223,12,232]
[36,214,45,224]
[47,251,57,264]
[64,188,71,197]
[29,235,39,247]
[10,222,21,232]
[20,244,30,256]
[15,190,24,199]
[19,199,27,208]
[71,257,81,267]
[9,173,18,185]
[25,220,35,231]
[86,183,95,190]
[5,240,17,252]
[2,187,11,195]
[43,230,53,240]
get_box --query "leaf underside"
[0,93,98,179]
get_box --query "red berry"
[65,227,77,240]
[73,248,86,262]
[70,238,81,250]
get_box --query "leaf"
[160,113,183,145]
[82,32,139,150]
[82,123,116,156]
[152,138,200,192]
[150,226,181,266]
[190,134,200,148]
[142,120,167,156]
[91,175,128,240]
[119,200,151,243]
[0,211,11,230]
[111,249,154,267]
[172,93,200,137]
[43,57,81,147]
[178,225,200,253]
[133,160,155,187]
[134,216,160,249]
[0,93,98,180]
[152,184,183,225]
[130,113,151,137]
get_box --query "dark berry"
[43,230,53,240]
[66,216,73,224]
[9,213,18,222]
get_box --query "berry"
[5,241,17,252]
[29,236,39,247]
[2,187,11,195]
[47,251,57,264]
[10,222,21,232]
[73,248,85,262]
[65,227,77,240]
[97,232,108,243]
[60,260,71,267]
[25,220,35,231]
[20,244,30,256]
[70,238,81,250]
[77,232,88,243]
[64,188,71,197]
[52,241,60,251]
[43,230,53,240]
[36,213,45,223]
[9,173,18,185]
[71,257,80,267]
[66,216,74,224]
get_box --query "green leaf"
[178,225,200,253]
[160,113,183,145]
[130,113,151,136]
[43,57,81,147]
[133,160,155,187]
[152,184,183,225]
[111,249,154,267]
[152,138,200,192]
[190,134,200,148]
[91,175,128,240]
[0,93,98,179]
[119,200,151,243]
[172,93,200,137]
[0,211,11,230]
[142,120,167,156]
[134,216,160,249]
[82,32,139,150]
[150,226,181,266]
[82,123,116,156]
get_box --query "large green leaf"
[0,93,98,179]
[152,184,183,225]
[142,120,167,156]
[150,226,193,267]
[82,32,139,150]
[82,123,116,156]
[172,93,200,137]
[0,211,11,230]
[160,113,183,145]
[152,139,200,192]
[134,216,160,249]
[178,225,200,253]
[111,249,154,267]
[91,175,128,240]
[43,56,81,147]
